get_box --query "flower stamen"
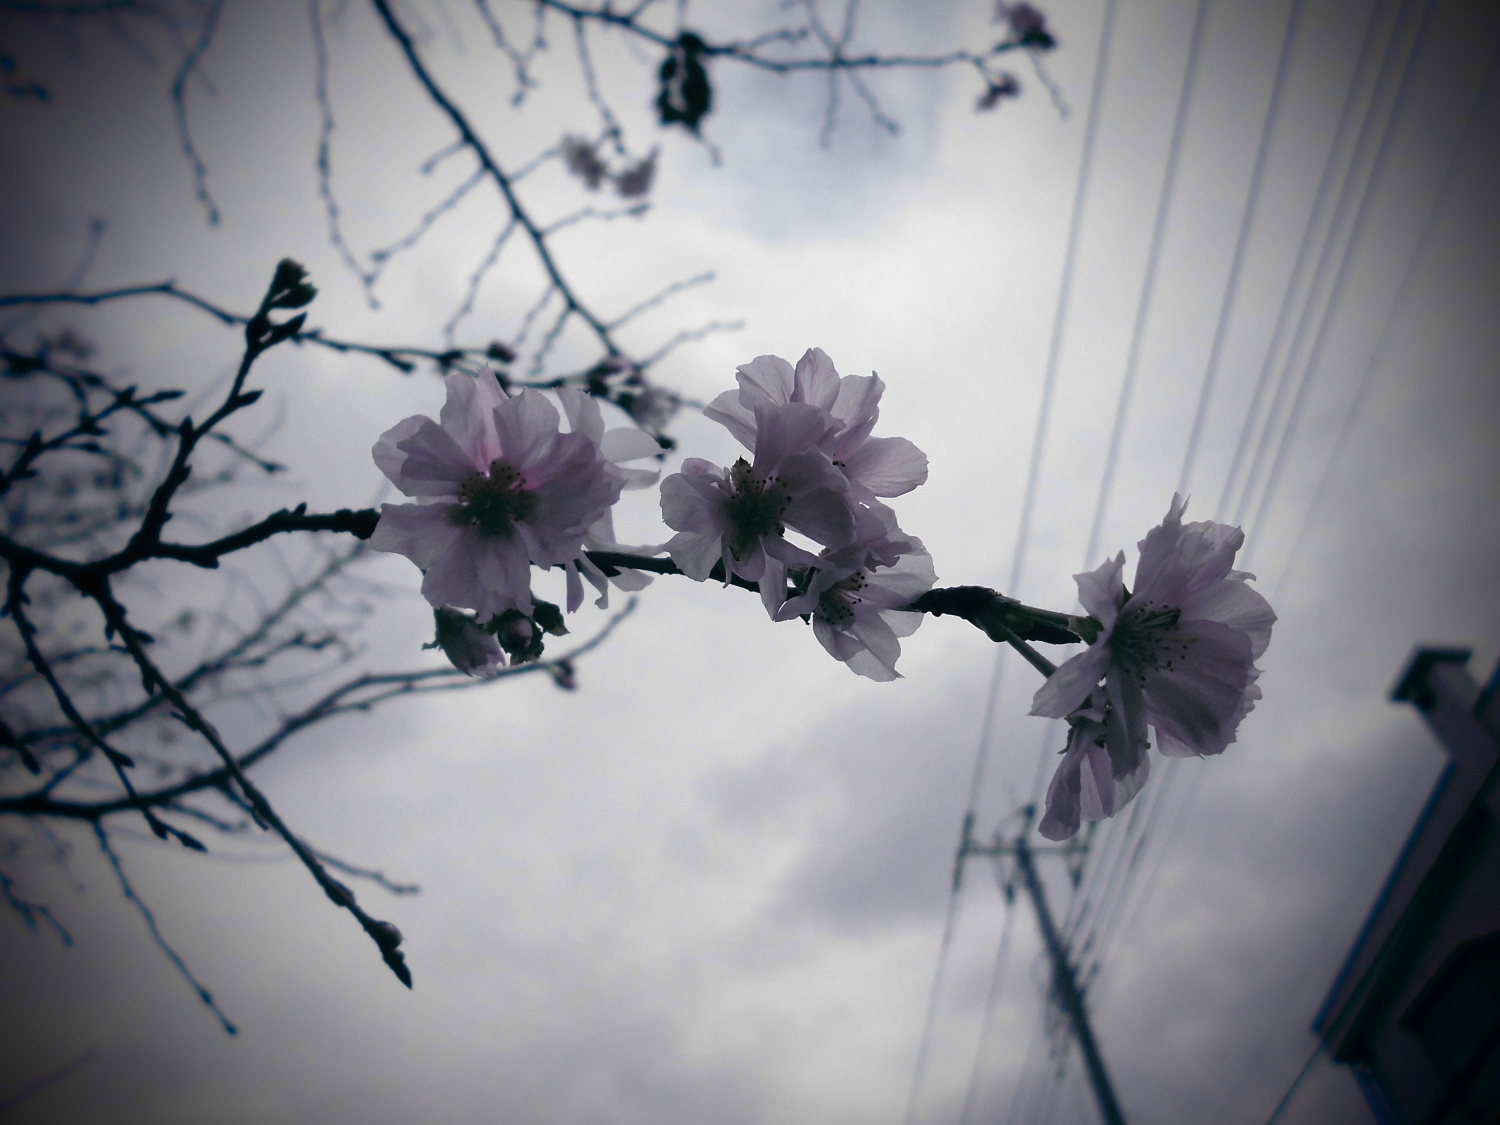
[1111,600,1184,682]
[724,458,791,559]
[457,461,535,537]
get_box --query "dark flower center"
[724,458,791,559]
[816,570,868,627]
[456,461,534,538]
[1111,600,1191,684]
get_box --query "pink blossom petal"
[703,389,757,450]
[384,418,476,497]
[439,370,506,465]
[600,427,661,465]
[664,529,725,581]
[1031,644,1111,718]
[565,564,585,613]
[372,415,428,485]
[1104,670,1149,762]
[763,535,825,571]
[829,372,881,432]
[759,555,789,618]
[783,487,856,550]
[369,503,463,565]
[792,347,840,409]
[660,462,727,532]
[734,354,795,406]
[1140,619,1253,755]
[750,403,836,471]
[555,385,604,445]
[1074,553,1126,626]
[848,612,903,675]
[838,435,928,498]
[1185,580,1276,661]
[419,533,487,612]
[493,390,561,470]
[1038,755,1085,841]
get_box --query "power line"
[1008,0,1121,605]
[1071,0,1406,1007]
[900,865,967,1125]
[1051,0,1214,972]
[959,865,1018,1125]
[1005,989,1052,1125]
[1243,0,1439,564]
[1267,0,1497,594]
[1079,0,1209,571]
[1078,0,1404,1004]
[1011,0,1122,807]
[906,3,1121,1116]
[1177,0,1306,496]
[1218,0,1399,523]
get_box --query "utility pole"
[960,809,1127,1125]
[1011,832,1127,1125]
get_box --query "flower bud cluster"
[369,369,660,672]
[1030,494,1276,839]
[661,348,935,680]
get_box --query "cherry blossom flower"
[370,371,625,619]
[1036,690,1150,840]
[777,505,936,681]
[1030,495,1275,833]
[704,348,928,503]
[661,402,854,617]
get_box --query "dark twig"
[86,575,413,987]
[2,596,637,823]
[0,284,500,376]
[151,506,380,568]
[582,552,1087,667]
[308,847,420,896]
[15,544,363,756]
[442,218,519,345]
[310,0,380,306]
[371,0,625,357]
[536,0,1031,75]
[5,566,203,850]
[604,271,714,332]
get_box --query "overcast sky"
[2,1,1499,1122]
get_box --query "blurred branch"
[536,0,1037,74]
[2,596,636,826]
[582,550,1086,658]
[371,0,626,360]
[0,283,503,375]
[94,822,238,1034]
[169,0,225,225]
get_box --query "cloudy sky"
[2,0,1499,1122]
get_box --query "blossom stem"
[583,551,1075,659]
[981,618,1058,678]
